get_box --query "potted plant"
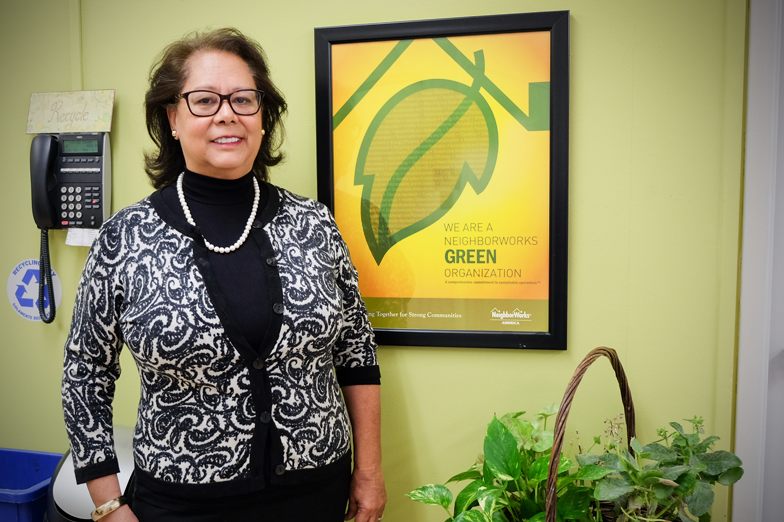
[407,404,608,522]
[408,408,743,522]
[583,415,743,522]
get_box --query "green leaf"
[448,470,483,483]
[694,436,720,454]
[618,448,640,472]
[558,455,575,475]
[492,510,511,522]
[594,477,635,501]
[528,513,546,522]
[504,417,535,448]
[518,498,542,519]
[532,430,555,453]
[574,464,614,482]
[407,484,453,508]
[627,493,644,511]
[651,483,676,500]
[648,498,660,517]
[660,465,690,481]
[557,488,592,519]
[483,461,495,485]
[699,513,712,522]
[630,438,644,455]
[454,480,484,516]
[642,462,659,472]
[454,510,489,522]
[685,480,714,517]
[484,417,522,481]
[671,422,686,435]
[643,443,679,463]
[718,466,744,486]
[557,475,576,491]
[699,451,742,476]
[528,455,550,482]
[599,453,622,472]
[500,411,526,421]
[576,453,599,467]
[688,455,708,474]
[675,472,697,495]
[641,469,664,485]
[536,402,559,421]
[477,486,504,516]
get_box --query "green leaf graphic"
[338,38,551,264]
[355,77,498,264]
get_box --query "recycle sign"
[6,259,62,322]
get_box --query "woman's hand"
[345,467,386,522]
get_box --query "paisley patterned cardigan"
[62,184,379,497]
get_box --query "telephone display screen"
[63,139,99,154]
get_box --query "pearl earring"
[172,130,178,140]
[261,129,266,136]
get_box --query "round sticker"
[7,259,62,322]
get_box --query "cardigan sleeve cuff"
[336,365,381,386]
[74,457,121,484]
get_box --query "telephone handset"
[30,132,112,323]
[30,134,59,229]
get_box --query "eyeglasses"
[176,89,265,117]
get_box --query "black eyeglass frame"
[176,89,265,117]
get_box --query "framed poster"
[315,11,569,349]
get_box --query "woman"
[61,28,385,522]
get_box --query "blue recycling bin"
[0,448,63,522]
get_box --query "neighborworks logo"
[490,308,531,325]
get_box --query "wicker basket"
[544,347,637,522]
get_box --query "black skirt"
[127,462,351,522]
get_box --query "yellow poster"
[331,32,552,333]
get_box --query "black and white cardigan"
[62,184,379,496]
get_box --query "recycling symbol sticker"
[6,259,62,322]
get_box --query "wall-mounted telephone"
[30,132,112,322]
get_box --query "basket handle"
[544,347,636,522]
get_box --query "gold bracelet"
[91,495,127,521]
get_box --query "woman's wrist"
[91,495,127,520]
[99,504,135,522]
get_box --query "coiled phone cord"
[38,229,56,323]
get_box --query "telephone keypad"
[57,182,103,228]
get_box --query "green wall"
[0,0,746,520]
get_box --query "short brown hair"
[144,27,287,188]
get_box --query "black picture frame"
[315,11,569,349]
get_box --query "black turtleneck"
[161,169,270,350]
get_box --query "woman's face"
[167,50,263,180]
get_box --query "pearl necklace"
[177,172,260,254]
